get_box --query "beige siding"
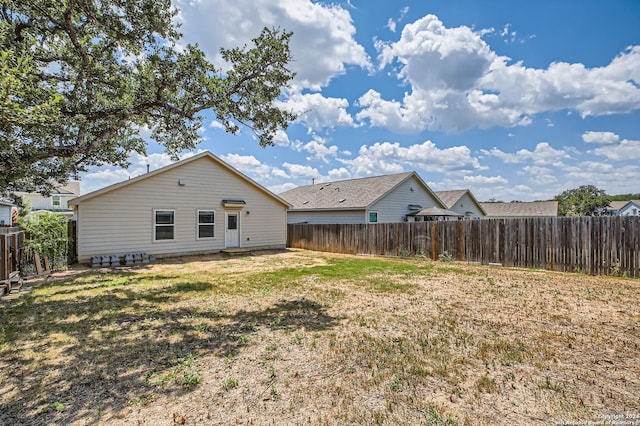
[76,156,287,263]
[369,176,440,222]
[287,210,365,224]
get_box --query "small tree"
[22,212,69,270]
[554,185,611,216]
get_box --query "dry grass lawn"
[0,249,638,425]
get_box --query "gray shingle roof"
[435,189,487,216]
[280,172,433,210]
[608,200,640,210]
[480,201,558,217]
[435,190,468,208]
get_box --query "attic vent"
[338,198,346,203]
[302,201,309,205]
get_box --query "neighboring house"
[17,181,80,219]
[68,151,290,264]
[0,201,15,225]
[435,189,487,219]
[479,201,558,218]
[606,200,640,216]
[280,171,446,224]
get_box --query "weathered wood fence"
[287,217,640,277]
[1,226,25,292]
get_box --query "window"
[52,195,61,206]
[154,210,175,241]
[227,213,238,230]
[368,211,378,223]
[197,210,215,239]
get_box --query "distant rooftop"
[479,201,558,217]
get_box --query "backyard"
[0,249,638,425]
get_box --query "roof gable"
[436,189,487,215]
[280,172,444,210]
[69,151,290,208]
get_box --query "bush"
[22,212,69,270]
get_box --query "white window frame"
[52,195,61,206]
[197,209,216,240]
[154,209,175,242]
[368,211,378,223]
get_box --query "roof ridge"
[283,171,414,192]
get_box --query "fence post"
[431,221,438,260]
[0,234,6,281]
[457,220,464,261]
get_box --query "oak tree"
[554,185,611,216]
[1,0,296,195]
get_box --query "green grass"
[222,378,239,391]
[245,257,432,293]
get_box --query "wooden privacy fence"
[287,217,640,277]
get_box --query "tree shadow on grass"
[0,271,338,425]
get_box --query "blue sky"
[81,0,640,201]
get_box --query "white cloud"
[355,90,421,133]
[386,18,397,33]
[81,168,131,194]
[377,15,495,91]
[282,162,322,179]
[582,131,619,144]
[272,129,291,147]
[220,153,288,181]
[358,15,640,132]
[518,166,558,185]
[326,167,351,181]
[463,175,507,184]
[174,0,371,91]
[269,182,297,194]
[563,162,640,194]
[296,135,339,163]
[209,120,225,130]
[386,6,409,33]
[280,92,355,130]
[484,142,569,166]
[344,140,482,177]
[594,138,640,160]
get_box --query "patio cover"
[409,207,464,217]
